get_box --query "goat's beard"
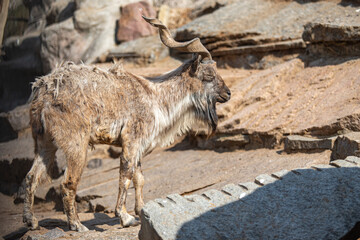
[193,95,218,137]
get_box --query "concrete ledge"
[139,163,360,240]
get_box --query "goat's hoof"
[135,207,143,216]
[120,213,140,227]
[70,222,89,232]
[115,209,120,217]
[23,214,39,230]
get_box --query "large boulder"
[0,104,30,142]
[331,132,360,160]
[139,162,360,240]
[116,1,156,43]
[72,0,144,65]
[40,18,88,73]
[0,33,42,112]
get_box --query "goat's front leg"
[133,164,145,216]
[115,147,140,227]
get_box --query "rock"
[189,0,233,19]
[25,227,66,240]
[0,0,9,47]
[0,33,43,112]
[42,227,65,239]
[1,0,28,45]
[40,18,88,73]
[254,174,277,186]
[158,5,191,30]
[0,133,35,195]
[108,146,122,158]
[175,0,359,68]
[22,0,54,34]
[46,0,76,25]
[116,1,156,43]
[331,159,359,168]
[0,113,18,143]
[139,164,360,240]
[107,35,169,64]
[214,58,360,144]
[6,104,30,132]
[344,156,360,166]
[303,22,360,57]
[284,135,334,152]
[152,0,202,8]
[331,132,360,161]
[87,158,103,169]
[303,22,360,43]
[89,195,115,212]
[73,0,141,65]
[0,131,67,197]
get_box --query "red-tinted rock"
[116,1,156,43]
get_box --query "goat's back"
[30,62,154,145]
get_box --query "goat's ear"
[190,54,201,77]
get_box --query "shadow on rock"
[139,166,360,240]
[174,167,360,239]
[3,213,121,240]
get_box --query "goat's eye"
[203,74,215,82]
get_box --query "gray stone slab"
[345,156,360,166]
[255,174,277,186]
[238,182,260,191]
[284,135,333,151]
[271,169,290,179]
[140,164,360,240]
[201,189,233,206]
[311,164,336,171]
[331,159,358,168]
[221,183,246,198]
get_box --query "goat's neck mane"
[145,58,217,138]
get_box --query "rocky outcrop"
[193,57,360,149]
[0,33,43,112]
[116,1,156,43]
[139,160,360,240]
[107,35,169,64]
[157,5,191,30]
[175,0,359,68]
[40,18,88,73]
[0,104,30,142]
[303,22,360,57]
[331,132,360,161]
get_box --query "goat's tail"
[29,84,45,138]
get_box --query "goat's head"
[143,16,231,134]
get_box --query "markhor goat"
[23,16,231,232]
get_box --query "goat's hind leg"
[115,145,140,227]
[60,140,89,232]
[23,137,57,230]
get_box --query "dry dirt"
[0,58,340,240]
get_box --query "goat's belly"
[89,127,122,146]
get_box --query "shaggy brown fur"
[23,40,230,233]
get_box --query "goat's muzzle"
[217,86,231,103]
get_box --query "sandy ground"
[1,142,331,239]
